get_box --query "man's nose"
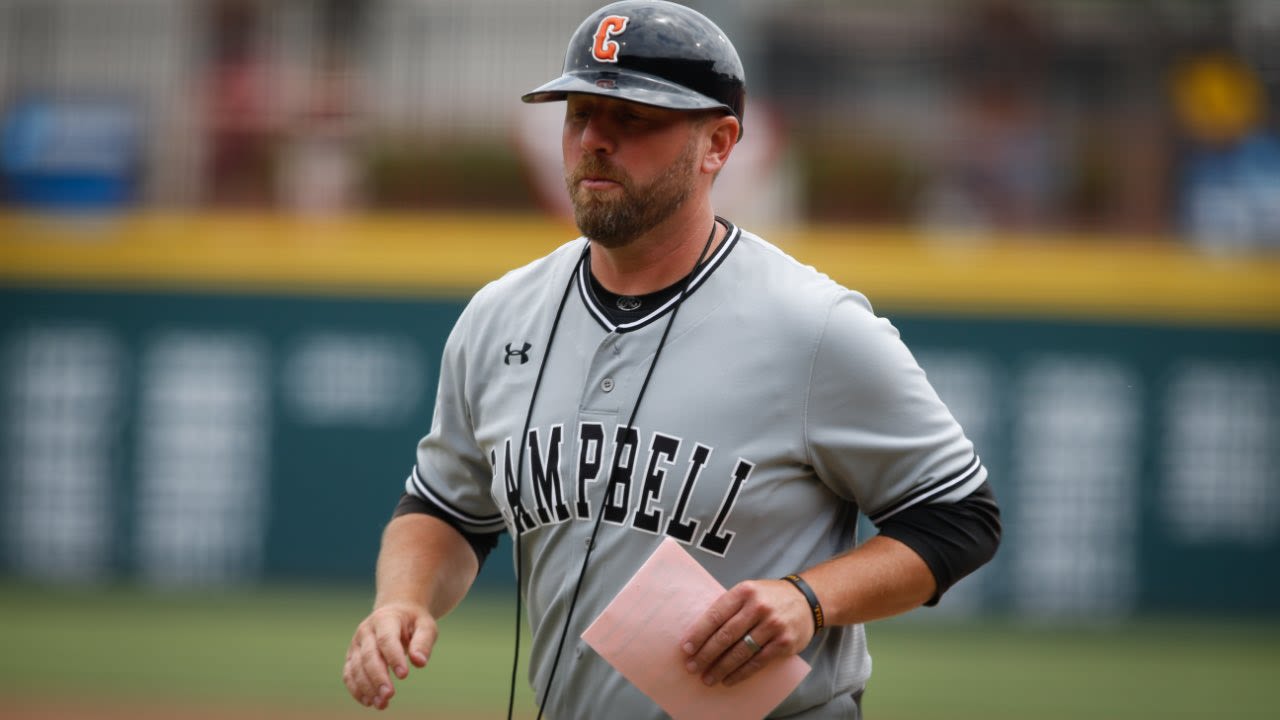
[580,114,617,155]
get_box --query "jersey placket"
[537,327,648,687]
[575,328,647,527]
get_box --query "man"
[342,2,1000,718]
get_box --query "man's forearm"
[801,535,936,627]
[679,533,938,686]
[345,513,481,710]
[374,514,480,619]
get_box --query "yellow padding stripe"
[0,212,575,298]
[775,225,1280,328]
[1,213,1277,327]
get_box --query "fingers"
[375,614,412,680]
[680,583,756,684]
[680,587,747,670]
[701,626,769,687]
[343,636,385,709]
[358,623,396,708]
[679,580,814,687]
[721,629,786,687]
[408,617,438,668]
[343,605,438,710]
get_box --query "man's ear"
[700,115,740,175]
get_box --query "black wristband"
[781,573,825,632]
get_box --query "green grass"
[867,617,1280,719]
[1,583,1277,719]
[0,583,534,716]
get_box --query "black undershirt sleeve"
[393,492,502,568]
[873,480,1002,606]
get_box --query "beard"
[564,137,700,248]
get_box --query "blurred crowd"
[1,0,1279,251]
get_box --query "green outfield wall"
[1,213,1277,617]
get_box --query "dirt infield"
[0,697,505,720]
[2,700,324,720]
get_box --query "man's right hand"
[343,602,438,710]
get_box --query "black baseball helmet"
[521,0,746,138]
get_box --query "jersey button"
[601,378,615,392]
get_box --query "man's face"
[562,95,704,248]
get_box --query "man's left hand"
[679,579,815,687]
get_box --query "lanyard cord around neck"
[504,219,720,720]
[506,241,585,720]
[534,219,718,720]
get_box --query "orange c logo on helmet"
[591,15,629,63]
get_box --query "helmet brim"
[522,70,732,115]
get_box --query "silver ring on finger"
[742,633,762,654]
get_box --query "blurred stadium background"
[0,0,1277,718]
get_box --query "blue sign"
[1,96,142,210]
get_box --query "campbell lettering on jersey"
[490,422,753,557]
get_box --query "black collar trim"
[575,219,740,333]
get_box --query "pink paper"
[581,537,810,720]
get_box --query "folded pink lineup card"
[582,537,810,720]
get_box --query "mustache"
[568,157,630,188]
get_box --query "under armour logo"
[505,342,532,365]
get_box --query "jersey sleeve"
[393,491,502,566]
[876,481,1001,604]
[404,301,507,535]
[804,292,987,525]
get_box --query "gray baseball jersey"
[405,221,986,718]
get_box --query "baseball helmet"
[521,0,746,137]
